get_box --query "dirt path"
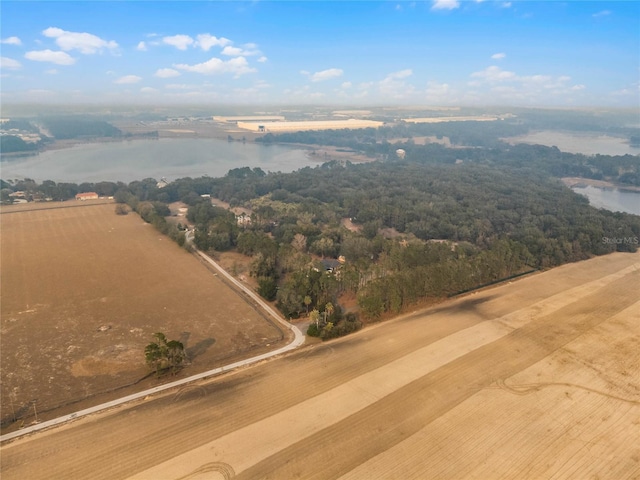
[1,251,638,480]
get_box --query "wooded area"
[3,119,639,336]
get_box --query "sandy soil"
[562,176,640,192]
[0,202,287,432]
[1,250,638,479]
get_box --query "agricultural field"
[1,249,638,479]
[0,202,287,431]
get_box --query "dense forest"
[2,111,639,338]
[257,122,640,186]
[0,135,40,153]
[39,116,123,139]
[4,140,638,339]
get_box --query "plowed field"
[0,202,286,431]
[2,249,638,479]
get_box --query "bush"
[257,277,278,301]
[307,323,321,337]
[115,204,129,215]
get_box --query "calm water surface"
[1,138,319,183]
[506,131,640,156]
[572,185,640,216]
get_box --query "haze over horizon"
[1,1,638,108]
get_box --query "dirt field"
[1,250,638,479]
[0,202,287,431]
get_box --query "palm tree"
[304,295,312,315]
[310,309,321,328]
[324,302,334,323]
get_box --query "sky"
[1,1,638,107]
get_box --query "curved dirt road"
[2,252,639,479]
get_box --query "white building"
[237,119,384,133]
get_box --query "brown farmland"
[1,249,639,479]
[0,202,286,431]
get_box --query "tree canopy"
[144,333,186,377]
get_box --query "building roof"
[237,119,384,132]
[76,192,99,199]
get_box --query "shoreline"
[561,176,640,193]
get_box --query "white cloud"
[1,36,22,46]
[165,84,196,90]
[45,69,58,75]
[257,56,268,63]
[491,52,506,60]
[425,81,451,96]
[25,49,76,65]
[42,27,118,54]
[385,69,413,80]
[137,41,147,51]
[196,34,231,51]
[163,35,194,50]
[528,74,552,84]
[174,56,256,76]
[155,68,181,78]
[431,0,459,10]
[221,45,261,57]
[140,87,159,93]
[0,56,22,70]
[423,81,460,104]
[341,81,352,89]
[471,65,516,82]
[221,46,245,56]
[469,65,588,104]
[308,68,344,82]
[233,80,271,97]
[610,83,639,99]
[501,2,512,7]
[592,10,611,18]
[379,69,415,98]
[114,75,142,84]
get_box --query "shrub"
[257,277,278,301]
[306,323,321,337]
[319,317,362,340]
[115,204,129,215]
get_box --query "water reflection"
[572,185,640,216]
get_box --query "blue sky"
[1,1,638,107]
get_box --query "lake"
[0,138,319,183]
[572,185,640,216]
[505,131,640,156]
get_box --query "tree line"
[3,136,639,336]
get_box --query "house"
[75,192,99,201]
[236,212,252,227]
[321,259,342,273]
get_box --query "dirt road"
[2,251,639,479]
